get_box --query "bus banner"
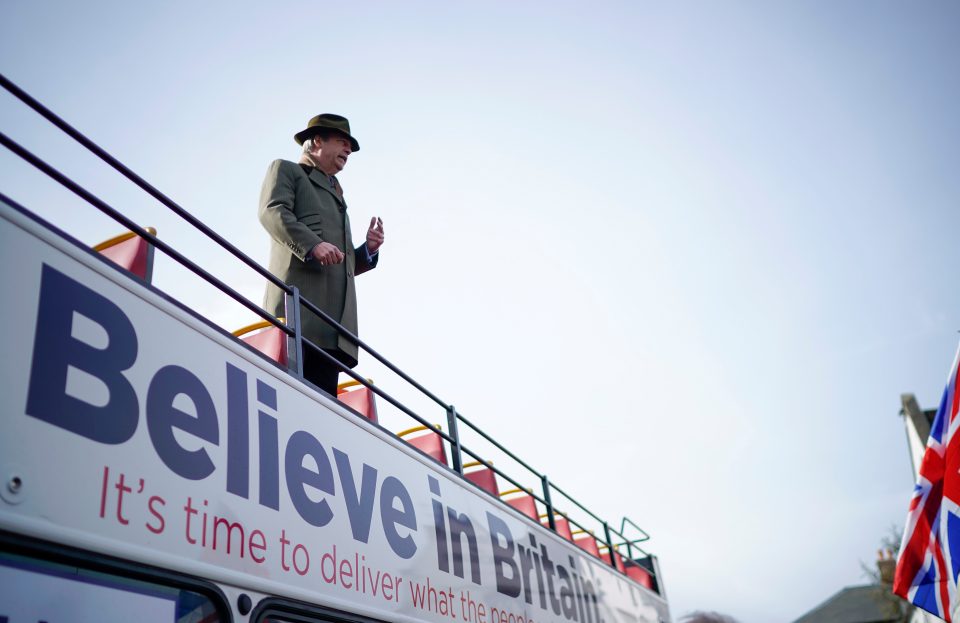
[0,202,669,623]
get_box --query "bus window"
[0,551,226,623]
[256,602,387,623]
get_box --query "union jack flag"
[895,344,960,622]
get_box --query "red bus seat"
[541,514,573,541]
[624,561,655,589]
[93,227,156,282]
[500,489,538,521]
[464,461,499,496]
[233,319,288,367]
[398,425,447,465]
[337,379,378,423]
[573,532,600,557]
[599,547,626,572]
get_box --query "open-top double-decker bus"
[0,74,670,623]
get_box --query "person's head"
[301,130,353,175]
[294,113,360,176]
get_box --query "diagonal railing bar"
[620,516,652,544]
[0,132,288,336]
[0,72,288,293]
[2,74,660,592]
[301,338,449,445]
[0,73,454,416]
[456,442,547,506]
[547,480,610,527]
[455,412,544,479]
[297,296,451,410]
[1,72,456,417]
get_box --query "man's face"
[313,132,352,175]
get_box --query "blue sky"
[2,2,960,621]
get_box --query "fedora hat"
[294,113,360,151]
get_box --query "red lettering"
[146,496,166,534]
[293,544,310,575]
[249,529,267,563]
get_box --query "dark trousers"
[302,346,344,397]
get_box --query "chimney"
[877,548,896,585]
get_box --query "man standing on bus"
[259,114,384,397]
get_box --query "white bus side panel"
[0,202,669,623]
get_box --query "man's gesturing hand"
[366,217,385,254]
[311,242,345,266]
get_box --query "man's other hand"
[312,242,345,265]
[366,217,385,253]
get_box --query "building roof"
[792,584,905,623]
[901,394,936,442]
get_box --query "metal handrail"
[297,295,450,410]
[455,411,545,479]
[0,132,290,339]
[0,73,657,588]
[0,73,289,295]
[0,72,455,416]
[621,516,652,544]
[0,134,654,581]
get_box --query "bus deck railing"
[0,72,660,592]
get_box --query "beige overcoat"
[259,159,377,367]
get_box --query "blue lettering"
[226,363,249,498]
[285,431,335,526]
[255,373,280,510]
[146,365,218,479]
[380,476,418,559]
[333,447,378,543]
[25,264,138,443]
[22,268,441,553]
[448,507,481,584]
[487,512,521,597]
[258,411,280,510]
